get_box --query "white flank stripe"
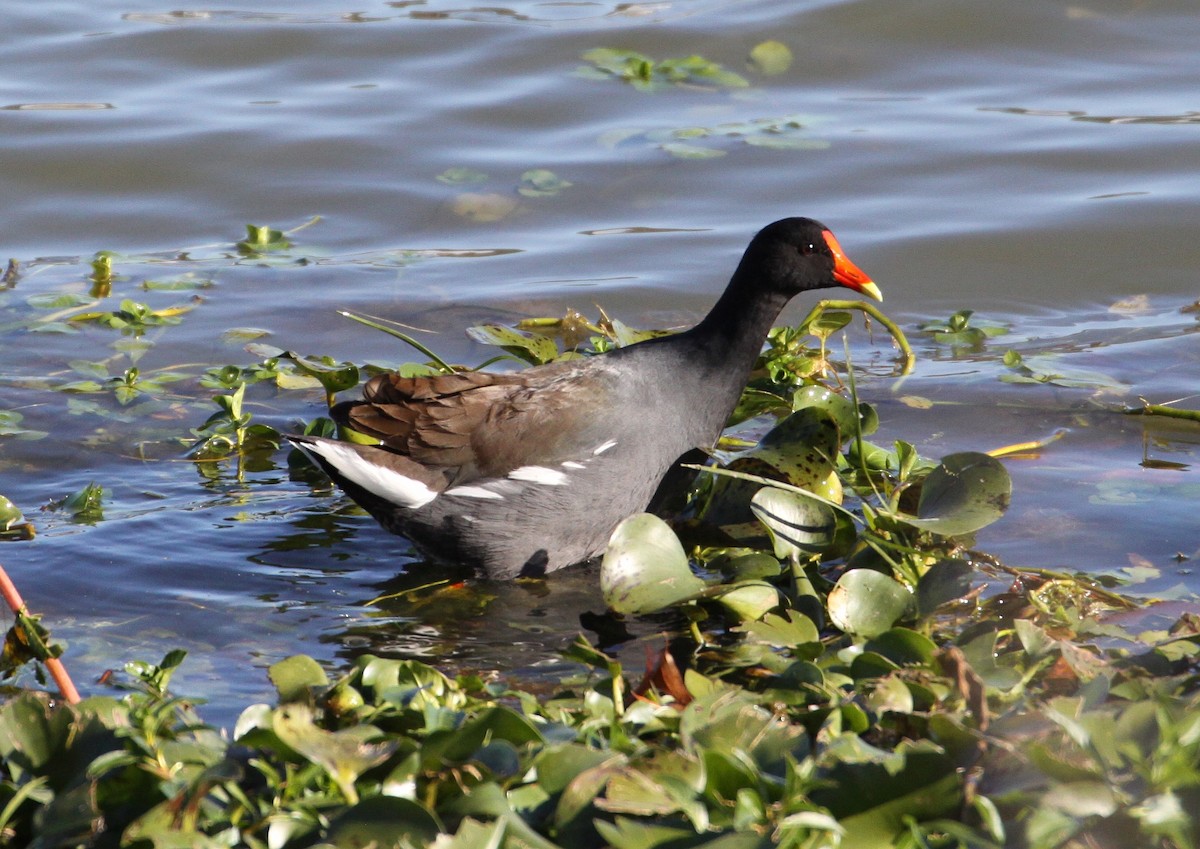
[508,465,569,486]
[561,461,586,470]
[300,440,437,508]
[592,439,618,455]
[444,484,504,500]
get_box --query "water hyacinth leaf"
[750,486,838,559]
[451,192,519,222]
[601,513,704,615]
[140,273,213,292]
[917,558,975,615]
[272,704,397,802]
[466,324,560,364]
[865,675,914,714]
[661,142,726,160]
[26,292,95,310]
[1002,351,1126,390]
[0,495,25,530]
[846,439,896,471]
[268,654,329,703]
[221,327,271,344]
[809,310,852,339]
[792,384,876,437]
[903,452,1011,536]
[706,407,842,523]
[715,551,782,581]
[0,411,47,441]
[537,744,614,795]
[238,224,290,253]
[605,318,669,348]
[864,628,937,668]
[828,570,912,638]
[681,690,808,767]
[712,582,779,621]
[436,166,488,185]
[748,40,793,76]
[63,482,106,521]
[826,763,963,849]
[959,631,1023,691]
[736,608,820,648]
[518,169,572,197]
[324,795,443,847]
[280,353,360,396]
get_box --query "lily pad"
[601,514,705,615]
[902,452,1011,536]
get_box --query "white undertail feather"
[444,484,505,500]
[508,465,569,486]
[297,440,438,509]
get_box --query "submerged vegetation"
[0,227,1198,847]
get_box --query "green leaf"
[272,704,397,803]
[324,795,443,846]
[827,570,912,638]
[62,482,106,521]
[736,608,820,648]
[268,654,329,703]
[661,142,726,159]
[864,628,937,668]
[0,495,26,532]
[750,487,838,558]
[792,384,876,437]
[681,690,808,767]
[436,166,488,185]
[712,582,780,621]
[748,40,793,76]
[465,324,559,365]
[916,558,974,615]
[518,169,572,197]
[600,513,705,615]
[902,452,1012,536]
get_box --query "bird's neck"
[684,272,793,378]
[651,274,793,445]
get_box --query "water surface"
[1,0,1197,727]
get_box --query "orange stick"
[0,564,81,705]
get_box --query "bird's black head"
[739,217,882,301]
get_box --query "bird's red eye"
[799,242,817,256]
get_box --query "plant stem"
[0,565,81,704]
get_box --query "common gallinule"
[290,218,881,579]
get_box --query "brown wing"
[332,363,605,481]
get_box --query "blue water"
[1,0,1197,727]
